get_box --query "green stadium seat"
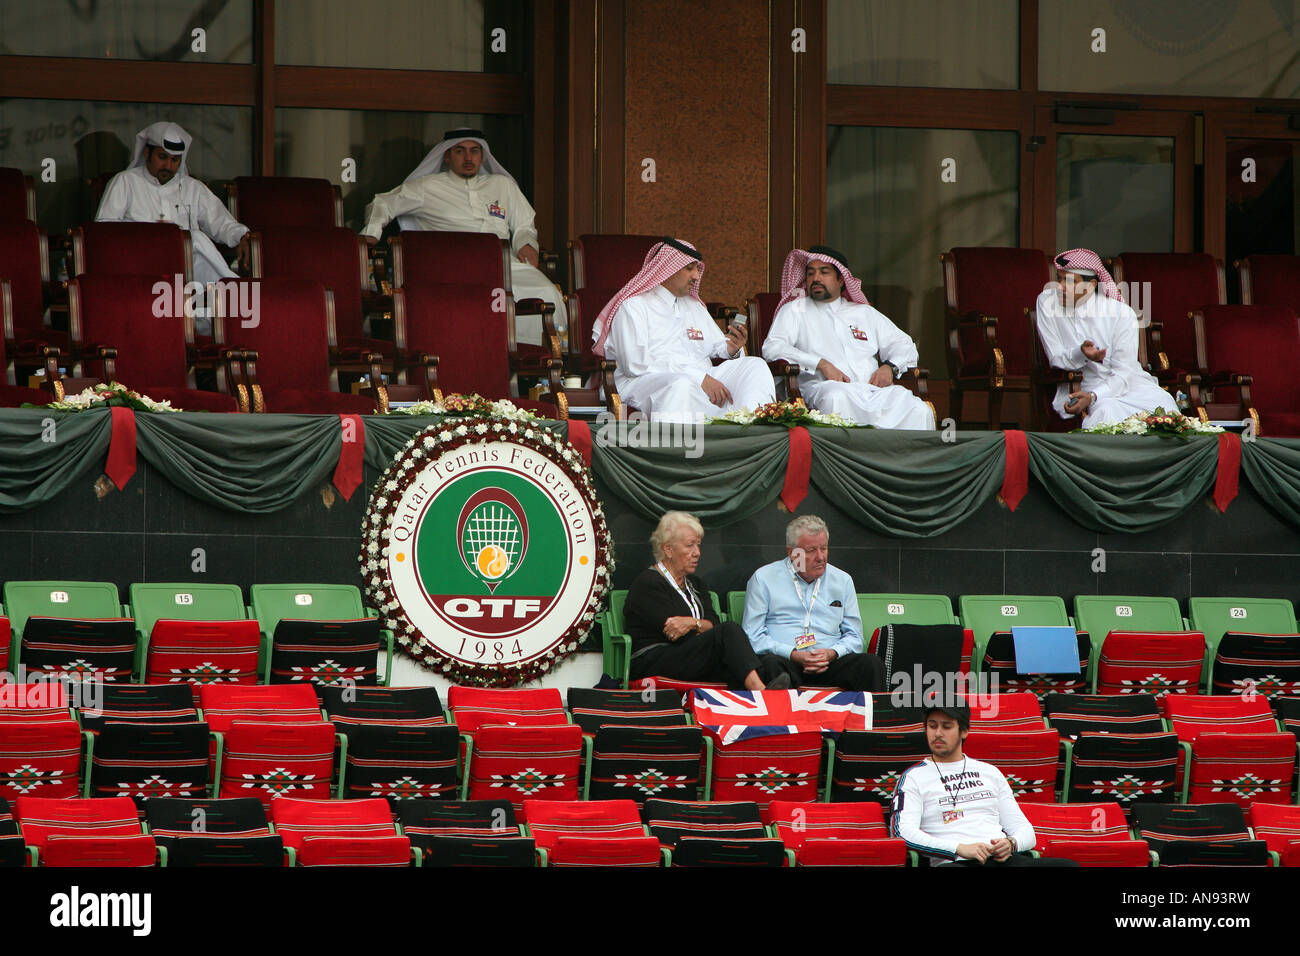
[249,584,393,686]
[726,591,746,626]
[1188,597,1299,685]
[1073,595,1186,680]
[598,590,630,687]
[857,593,958,644]
[128,583,250,679]
[958,595,1072,669]
[3,581,127,679]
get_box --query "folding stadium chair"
[396,798,535,867]
[15,795,157,866]
[1162,694,1293,804]
[0,220,71,387]
[0,167,35,223]
[141,621,262,700]
[270,796,416,867]
[128,581,250,666]
[196,684,325,733]
[42,833,161,867]
[4,578,124,643]
[857,593,960,641]
[642,798,768,851]
[1131,803,1267,867]
[319,685,446,727]
[1020,802,1150,867]
[968,693,1048,732]
[564,687,689,734]
[940,246,1057,429]
[1094,631,1205,696]
[1247,802,1300,866]
[1188,597,1298,683]
[1043,692,1165,738]
[144,796,281,866]
[766,800,911,866]
[1191,305,1300,436]
[1110,252,1225,394]
[957,594,1072,669]
[523,798,664,866]
[18,618,137,684]
[1073,595,1186,677]
[963,729,1060,803]
[249,583,393,685]
[88,720,211,805]
[1237,254,1300,309]
[464,724,585,815]
[267,618,383,687]
[705,729,822,808]
[217,721,338,808]
[214,278,379,414]
[1063,732,1181,810]
[980,630,1090,700]
[68,275,241,411]
[826,729,929,805]
[227,176,344,230]
[446,686,567,734]
[587,724,705,803]
[1210,632,1300,699]
[599,589,631,686]
[71,221,193,282]
[335,722,460,802]
[0,718,87,801]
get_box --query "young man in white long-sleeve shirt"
[891,704,1076,866]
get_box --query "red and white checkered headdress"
[1054,248,1124,302]
[591,238,704,359]
[778,246,869,311]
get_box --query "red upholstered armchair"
[1191,305,1300,437]
[0,221,69,385]
[1237,255,1300,309]
[1110,253,1224,391]
[249,226,393,371]
[386,284,569,419]
[71,221,193,282]
[941,246,1059,429]
[214,278,377,415]
[226,176,343,230]
[0,167,35,223]
[66,275,240,412]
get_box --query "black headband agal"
[161,138,185,153]
[661,237,702,261]
[443,128,486,141]
[808,244,849,271]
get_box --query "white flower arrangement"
[386,393,539,422]
[45,382,180,414]
[709,402,864,428]
[1079,408,1224,438]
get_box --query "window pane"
[0,100,252,235]
[1040,0,1300,97]
[275,0,524,72]
[1226,137,1300,300]
[1056,134,1173,257]
[0,0,252,62]
[827,0,1018,89]
[274,109,526,232]
[826,126,1019,378]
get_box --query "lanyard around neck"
[656,562,702,619]
[788,559,822,632]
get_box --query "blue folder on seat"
[1011,626,1082,674]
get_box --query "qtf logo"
[457,487,529,594]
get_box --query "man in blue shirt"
[741,515,885,691]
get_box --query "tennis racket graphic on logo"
[456,487,530,594]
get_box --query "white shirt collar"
[650,284,680,309]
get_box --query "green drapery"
[1241,438,1300,529]
[0,408,111,512]
[1025,433,1219,533]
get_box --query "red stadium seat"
[447,686,567,734]
[297,834,413,866]
[1192,305,1300,436]
[144,620,262,701]
[1041,840,1151,866]
[963,729,1059,803]
[0,681,71,723]
[465,724,584,814]
[1161,694,1280,741]
[14,795,143,864]
[217,721,337,807]
[269,796,399,852]
[1237,255,1300,310]
[42,833,160,867]
[766,800,907,866]
[1064,731,1181,809]
[1095,631,1205,696]
[197,684,323,734]
[0,719,84,800]
[587,724,703,803]
[1247,802,1300,863]
[78,684,198,733]
[1132,802,1268,867]
[89,720,211,806]
[705,729,821,809]
[967,692,1047,732]
[0,168,35,223]
[1184,733,1295,808]
[72,221,192,282]
[545,835,662,866]
[826,729,929,805]
[319,685,446,727]
[1021,801,1150,865]
[642,798,768,847]
[227,176,343,230]
[523,798,657,865]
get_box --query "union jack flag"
[691,689,871,744]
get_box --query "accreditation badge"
[794,633,817,651]
[685,327,704,341]
[942,809,964,824]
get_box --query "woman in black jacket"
[624,511,789,690]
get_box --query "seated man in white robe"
[762,246,934,429]
[1035,248,1177,428]
[591,238,774,423]
[360,128,565,348]
[96,121,250,335]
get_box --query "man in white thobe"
[1035,247,1177,428]
[592,238,774,423]
[96,121,250,335]
[360,128,565,347]
[763,246,934,429]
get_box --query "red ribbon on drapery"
[105,406,138,490]
[1214,431,1241,513]
[1000,429,1029,512]
[566,419,592,467]
[781,425,812,512]
[332,414,366,501]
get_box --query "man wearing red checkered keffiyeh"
[592,238,774,422]
[1034,247,1177,427]
[761,246,934,429]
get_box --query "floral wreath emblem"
[359,417,612,686]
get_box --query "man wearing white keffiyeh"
[1035,248,1177,427]
[762,246,934,430]
[592,238,774,423]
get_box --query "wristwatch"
[887,362,902,379]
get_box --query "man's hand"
[790,649,817,670]
[235,234,252,272]
[955,842,994,863]
[724,322,747,357]
[1081,340,1107,363]
[793,648,837,673]
[701,374,733,407]
[517,245,540,268]
[868,364,894,388]
[1064,390,1094,416]
[990,837,1015,862]
[363,235,380,248]
[817,359,850,383]
[662,616,699,641]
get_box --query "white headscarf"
[397,128,517,231]
[130,121,192,180]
